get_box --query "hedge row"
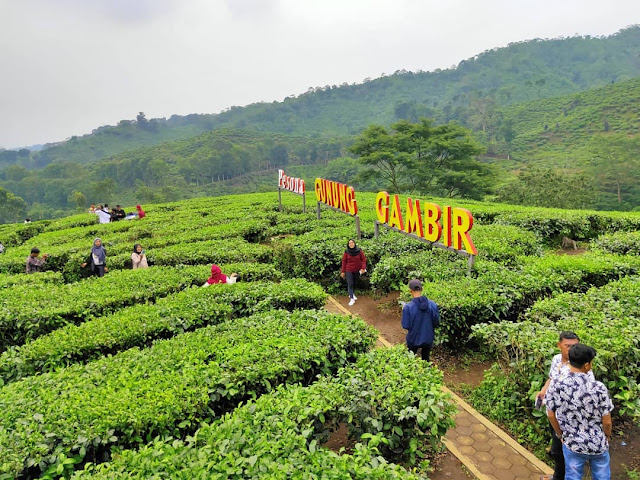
[471,276,640,422]
[0,270,63,289]
[369,224,544,293]
[0,265,208,351]
[421,252,640,343]
[0,309,378,479]
[591,230,640,256]
[0,236,273,280]
[0,277,323,384]
[75,347,455,480]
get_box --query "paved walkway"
[326,296,553,480]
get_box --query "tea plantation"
[0,191,639,479]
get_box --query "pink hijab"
[206,264,228,285]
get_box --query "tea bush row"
[0,277,323,384]
[0,265,208,351]
[471,276,640,424]
[591,230,640,256]
[75,347,454,480]
[0,309,377,479]
[424,252,640,343]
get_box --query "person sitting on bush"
[201,264,238,287]
[26,247,48,274]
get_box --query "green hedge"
[471,276,640,424]
[422,252,640,343]
[0,309,377,479]
[0,270,63,289]
[0,277,323,383]
[75,347,455,480]
[0,266,208,351]
[591,230,640,255]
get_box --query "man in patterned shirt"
[546,343,613,480]
[536,331,592,480]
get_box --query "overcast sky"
[1,0,638,149]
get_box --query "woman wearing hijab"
[131,243,149,269]
[81,238,108,277]
[136,204,146,219]
[201,264,238,287]
[341,239,367,306]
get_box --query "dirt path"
[329,293,640,479]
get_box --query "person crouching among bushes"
[201,264,238,287]
[81,238,108,277]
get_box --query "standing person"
[89,204,96,213]
[26,247,48,273]
[340,239,366,306]
[201,264,238,287]
[81,238,108,277]
[131,243,148,269]
[95,205,111,224]
[0,242,4,254]
[546,344,613,480]
[136,204,146,219]
[536,332,594,480]
[401,279,440,361]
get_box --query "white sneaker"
[348,298,355,306]
[352,295,357,300]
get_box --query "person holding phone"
[131,243,148,269]
[26,247,48,273]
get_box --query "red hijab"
[136,204,146,219]
[206,264,228,285]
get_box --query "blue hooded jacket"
[401,296,440,347]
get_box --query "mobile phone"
[534,396,542,409]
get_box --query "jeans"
[345,271,358,298]
[562,444,610,480]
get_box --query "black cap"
[408,279,423,291]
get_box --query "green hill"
[497,76,640,162]
[3,26,640,172]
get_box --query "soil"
[327,293,640,479]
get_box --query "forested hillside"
[2,26,639,171]
[1,26,640,222]
[0,129,347,221]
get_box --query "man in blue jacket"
[401,279,440,362]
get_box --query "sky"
[0,0,639,149]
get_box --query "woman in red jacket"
[341,239,366,306]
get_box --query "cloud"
[223,0,279,21]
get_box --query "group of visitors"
[537,332,613,480]
[340,239,613,479]
[89,204,145,224]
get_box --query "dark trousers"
[345,271,359,298]
[93,265,105,277]
[408,343,432,362]
[549,422,565,480]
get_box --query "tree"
[495,166,595,209]
[349,124,413,193]
[68,190,87,210]
[0,187,28,224]
[589,134,640,205]
[350,119,488,197]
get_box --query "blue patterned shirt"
[546,371,613,455]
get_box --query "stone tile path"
[326,296,554,480]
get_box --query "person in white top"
[536,331,595,480]
[95,205,111,224]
